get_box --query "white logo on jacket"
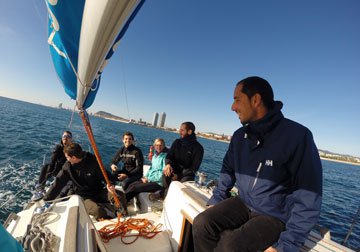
[265,160,273,166]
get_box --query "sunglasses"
[62,135,72,139]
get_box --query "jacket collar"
[244,101,284,148]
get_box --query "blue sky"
[0,1,359,157]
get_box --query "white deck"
[5,177,355,252]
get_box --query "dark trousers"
[38,164,60,187]
[125,181,163,202]
[162,174,194,197]
[120,174,142,191]
[83,189,126,219]
[192,196,285,252]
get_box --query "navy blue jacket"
[208,101,322,252]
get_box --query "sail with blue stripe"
[45,0,145,109]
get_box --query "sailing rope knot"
[98,213,163,244]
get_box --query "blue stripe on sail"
[47,0,85,101]
[83,77,101,109]
[104,0,146,61]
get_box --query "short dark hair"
[237,76,275,109]
[182,122,196,132]
[63,143,84,158]
[123,131,134,140]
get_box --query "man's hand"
[111,164,118,172]
[163,164,173,177]
[106,184,116,193]
[141,177,148,183]
[118,173,128,181]
[264,246,277,252]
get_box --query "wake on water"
[0,158,42,219]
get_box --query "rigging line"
[343,206,360,245]
[79,110,122,210]
[67,104,77,128]
[120,56,131,120]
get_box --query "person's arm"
[165,140,177,166]
[110,149,122,172]
[207,140,236,205]
[273,131,322,251]
[128,149,144,176]
[48,144,62,170]
[43,164,70,201]
[190,143,204,174]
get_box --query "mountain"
[93,111,129,122]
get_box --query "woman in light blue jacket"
[125,138,168,202]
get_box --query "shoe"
[35,183,45,191]
[148,192,161,202]
[31,191,44,201]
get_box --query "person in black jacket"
[110,131,144,190]
[162,122,204,194]
[35,131,73,191]
[43,143,126,219]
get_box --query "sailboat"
[3,1,356,251]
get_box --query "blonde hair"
[153,138,165,146]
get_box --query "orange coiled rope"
[79,110,162,243]
[98,214,162,244]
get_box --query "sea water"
[0,96,359,250]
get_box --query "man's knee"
[193,211,210,234]
[84,200,107,219]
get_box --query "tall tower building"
[152,112,159,127]
[159,112,166,127]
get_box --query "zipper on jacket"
[251,162,262,191]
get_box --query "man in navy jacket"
[192,76,322,252]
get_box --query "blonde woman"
[125,138,168,202]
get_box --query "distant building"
[152,112,159,127]
[159,112,166,127]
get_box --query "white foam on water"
[0,159,41,215]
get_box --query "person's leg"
[83,198,108,219]
[214,213,285,252]
[124,180,143,202]
[162,173,179,197]
[37,164,50,188]
[192,196,250,252]
[107,189,128,215]
[57,181,73,198]
[121,175,141,191]
[179,175,194,183]
[127,182,163,201]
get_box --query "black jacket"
[166,133,204,178]
[44,152,114,200]
[49,143,67,175]
[111,145,144,178]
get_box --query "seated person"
[43,143,126,219]
[125,138,168,202]
[35,131,73,191]
[162,122,204,195]
[110,131,144,191]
